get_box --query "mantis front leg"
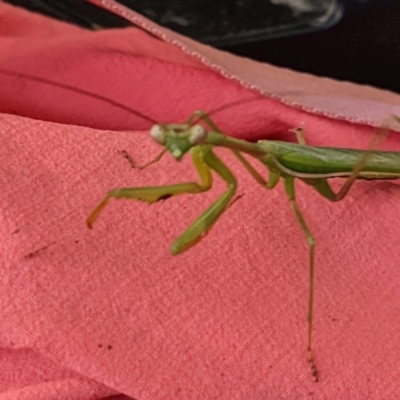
[87,146,237,255]
[87,145,212,227]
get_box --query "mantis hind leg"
[308,124,389,202]
[284,177,318,382]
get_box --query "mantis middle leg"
[284,177,318,381]
[228,145,319,380]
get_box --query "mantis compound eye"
[150,124,165,144]
[188,124,206,144]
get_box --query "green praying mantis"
[86,110,400,382]
[9,66,398,382]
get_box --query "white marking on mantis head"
[150,124,165,144]
[188,124,206,145]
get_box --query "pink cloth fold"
[2,2,400,399]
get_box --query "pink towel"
[2,1,400,399]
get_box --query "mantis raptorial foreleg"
[184,111,278,189]
[87,146,212,225]
[168,147,237,254]
[87,145,237,255]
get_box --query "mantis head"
[149,124,207,160]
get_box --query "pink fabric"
[2,2,400,399]
[90,0,400,128]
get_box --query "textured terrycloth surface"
[2,1,400,399]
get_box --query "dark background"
[5,0,400,94]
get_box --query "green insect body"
[87,111,400,382]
